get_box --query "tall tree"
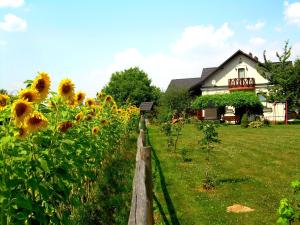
[103,67,161,106]
[258,42,300,109]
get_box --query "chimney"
[254,56,258,61]
[249,52,253,57]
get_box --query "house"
[166,50,286,122]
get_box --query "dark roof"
[166,77,201,92]
[190,49,260,90]
[140,102,154,111]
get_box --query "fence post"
[128,116,153,225]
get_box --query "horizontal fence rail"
[128,116,154,225]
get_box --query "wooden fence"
[128,116,154,225]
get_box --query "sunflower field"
[0,72,140,224]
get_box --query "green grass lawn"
[148,123,300,225]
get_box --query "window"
[238,68,245,78]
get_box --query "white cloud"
[171,23,234,54]
[284,1,300,27]
[80,24,287,95]
[292,42,300,58]
[246,21,265,30]
[0,14,27,32]
[249,37,266,46]
[0,0,24,8]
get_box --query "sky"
[1,0,300,96]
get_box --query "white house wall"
[202,54,269,88]
[199,53,285,121]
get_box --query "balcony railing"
[228,78,255,91]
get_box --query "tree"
[197,120,220,190]
[0,89,8,95]
[162,89,192,114]
[103,67,161,106]
[258,41,300,110]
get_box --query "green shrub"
[277,180,300,225]
[241,114,249,128]
[248,121,264,128]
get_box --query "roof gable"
[190,50,260,90]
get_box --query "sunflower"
[97,92,105,99]
[75,111,84,121]
[92,126,100,135]
[100,119,109,126]
[11,99,33,126]
[25,111,48,132]
[19,88,40,103]
[58,79,75,100]
[105,95,113,103]
[75,91,86,105]
[111,105,117,112]
[31,72,51,101]
[85,98,95,107]
[58,121,73,133]
[0,94,9,110]
[16,127,29,139]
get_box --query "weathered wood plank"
[128,121,153,225]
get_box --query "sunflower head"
[19,88,40,103]
[105,95,113,103]
[12,99,33,126]
[16,127,29,139]
[25,111,48,132]
[100,119,109,126]
[75,91,86,104]
[58,121,73,133]
[85,98,95,107]
[97,92,105,99]
[31,72,51,101]
[58,79,75,100]
[75,111,84,121]
[111,104,117,112]
[92,126,100,135]
[0,94,10,110]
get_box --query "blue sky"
[1,0,300,96]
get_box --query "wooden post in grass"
[128,118,153,225]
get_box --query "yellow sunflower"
[105,95,113,103]
[16,126,29,139]
[75,91,86,105]
[0,94,9,111]
[58,78,75,100]
[11,99,33,126]
[19,88,40,103]
[85,98,95,107]
[100,119,109,126]
[75,111,84,121]
[92,126,100,135]
[25,111,48,132]
[97,92,105,99]
[31,72,51,101]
